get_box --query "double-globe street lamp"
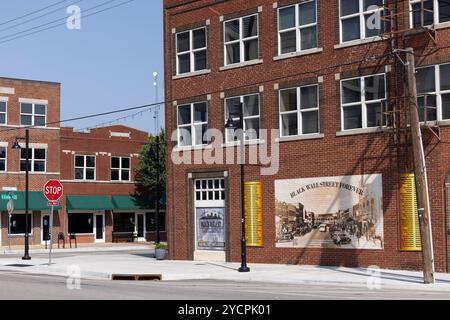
[225,102,250,273]
[12,128,31,260]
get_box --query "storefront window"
[9,214,32,235]
[68,213,93,234]
[113,213,135,232]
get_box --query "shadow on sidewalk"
[328,266,450,284]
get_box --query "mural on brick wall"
[275,174,383,249]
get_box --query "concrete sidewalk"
[0,252,450,290]
[1,243,153,255]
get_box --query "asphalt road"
[0,271,449,300]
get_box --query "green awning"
[66,195,114,211]
[112,195,154,210]
[0,192,61,211]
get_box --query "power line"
[0,0,121,42]
[0,0,85,34]
[0,50,393,134]
[78,106,156,132]
[0,0,68,26]
[0,0,135,45]
[0,42,447,134]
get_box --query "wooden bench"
[112,232,138,243]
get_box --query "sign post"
[6,194,14,251]
[43,180,64,266]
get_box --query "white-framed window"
[224,14,259,66]
[0,147,6,172]
[20,102,46,126]
[9,213,32,235]
[279,84,320,137]
[416,63,450,122]
[195,179,226,202]
[278,0,318,55]
[339,0,384,43]
[410,0,450,28]
[75,155,96,180]
[111,157,131,181]
[176,27,207,75]
[225,94,260,142]
[177,102,208,147]
[20,148,46,172]
[341,73,387,130]
[0,99,7,125]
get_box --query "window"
[278,1,318,55]
[113,213,135,232]
[68,213,93,234]
[341,74,387,130]
[111,157,131,181]
[9,214,32,235]
[146,212,166,232]
[177,102,208,147]
[224,14,259,65]
[0,100,6,124]
[225,94,260,142]
[176,27,207,74]
[195,179,225,202]
[279,84,320,137]
[20,148,46,172]
[416,63,450,122]
[340,0,384,43]
[75,155,96,180]
[410,0,450,27]
[0,147,6,172]
[20,103,46,126]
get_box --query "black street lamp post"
[12,128,31,260]
[225,102,250,273]
[150,135,161,244]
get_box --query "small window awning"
[66,195,114,211]
[0,192,61,211]
[111,195,154,211]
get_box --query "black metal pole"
[238,104,249,273]
[23,129,31,260]
[155,135,161,244]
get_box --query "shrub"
[155,243,168,250]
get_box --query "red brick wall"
[59,125,153,243]
[164,0,450,271]
[0,78,61,246]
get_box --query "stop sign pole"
[43,180,64,266]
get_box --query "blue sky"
[0,0,164,134]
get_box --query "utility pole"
[405,47,435,284]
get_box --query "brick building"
[0,77,165,247]
[59,126,166,245]
[164,0,450,271]
[0,77,61,247]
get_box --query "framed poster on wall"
[196,208,225,251]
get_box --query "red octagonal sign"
[44,180,64,202]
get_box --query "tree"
[135,129,166,194]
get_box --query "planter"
[155,248,167,260]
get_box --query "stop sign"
[44,180,64,202]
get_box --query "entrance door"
[136,214,145,240]
[94,214,105,243]
[41,214,50,244]
[194,178,226,262]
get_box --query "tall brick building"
[0,77,165,247]
[164,0,450,271]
